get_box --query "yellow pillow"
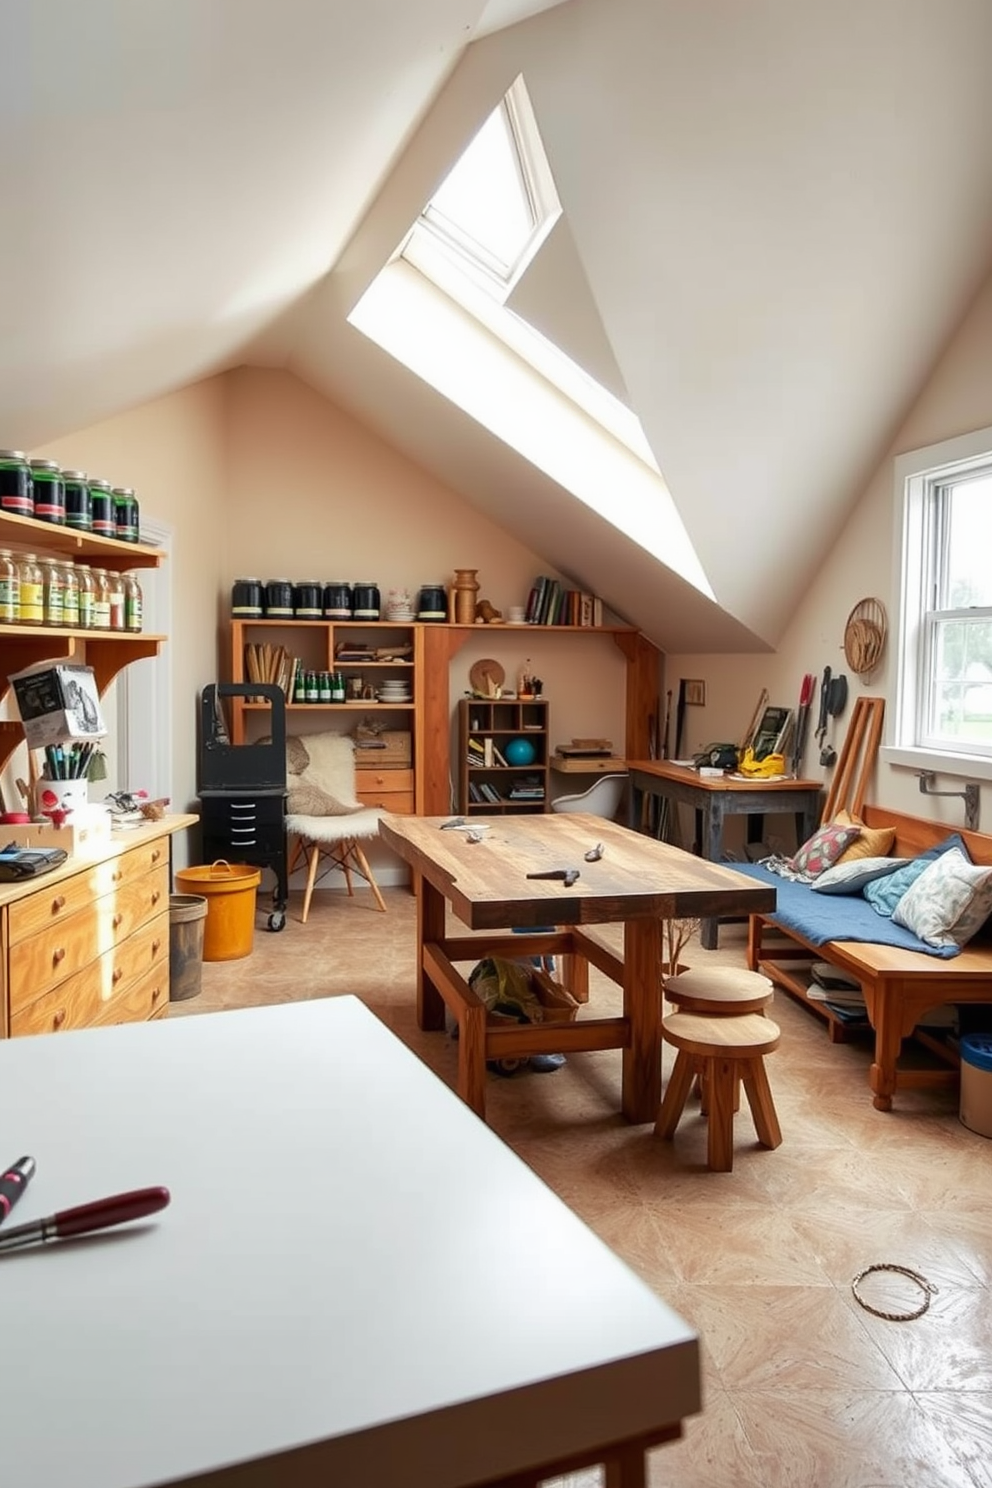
[833,809,896,864]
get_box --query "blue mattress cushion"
[732,860,959,959]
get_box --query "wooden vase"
[453,568,480,626]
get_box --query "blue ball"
[504,737,536,766]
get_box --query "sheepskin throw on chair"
[285,733,386,922]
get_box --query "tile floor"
[173,885,992,1488]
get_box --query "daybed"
[739,805,992,1111]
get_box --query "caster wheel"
[267,911,286,932]
[489,1058,525,1078]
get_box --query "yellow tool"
[737,748,787,779]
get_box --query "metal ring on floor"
[851,1263,938,1322]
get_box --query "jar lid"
[89,478,113,491]
[29,459,61,473]
[0,449,27,460]
[266,578,292,585]
[111,486,135,497]
[61,469,87,479]
[234,577,262,584]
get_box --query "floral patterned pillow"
[892,847,992,950]
[789,822,861,880]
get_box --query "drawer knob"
[112,967,123,985]
[151,984,162,1002]
[151,938,161,955]
[52,946,66,966]
[112,870,122,883]
[151,890,161,906]
[53,1008,66,1029]
[151,849,161,863]
[51,894,66,914]
[112,912,124,930]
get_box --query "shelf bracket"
[917,772,980,832]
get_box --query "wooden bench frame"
[747,805,992,1111]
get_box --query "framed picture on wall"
[751,705,793,761]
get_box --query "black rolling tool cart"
[197,682,288,932]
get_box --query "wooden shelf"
[459,698,549,815]
[0,511,164,572]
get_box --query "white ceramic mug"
[37,779,88,819]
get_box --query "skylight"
[348,78,713,603]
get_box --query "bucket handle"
[208,859,233,877]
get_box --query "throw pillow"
[811,856,910,895]
[892,847,992,950]
[864,833,971,918]
[831,809,897,865]
[789,822,862,879]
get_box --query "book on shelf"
[524,574,605,626]
[492,742,508,766]
[483,738,494,768]
[479,781,503,803]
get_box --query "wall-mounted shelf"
[0,511,164,572]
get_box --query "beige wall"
[664,266,992,851]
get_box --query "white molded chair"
[284,733,387,923]
[550,773,626,820]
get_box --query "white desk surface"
[0,998,699,1488]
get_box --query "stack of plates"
[378,681,412,703]
[385,605,416,621]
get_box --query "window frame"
[886,424,992,781]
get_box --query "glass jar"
[62,470,92,532]
[61,561,80,629]
[294,581,322,620]
[264,579,294,619]
[76,564,95,629]
[0,548,18,622]
[323,581,352,619]
[123,572,143,632]
[106,569,125,630]
[91,568,111,629]
[352,582,380,620]
[40,557,65,627]
[112,486,140,543]
[89,480,115,539]
[0,450,33,518]
[231,578,263,619]
[17,553,43,624]
[318,670,332,703]
[28,460,65,525]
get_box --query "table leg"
[699,801,726,950]
[622,917,663,1123]
[417,875,446,1032]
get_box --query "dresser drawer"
[10,864,169,1008]
[10,909,168,1034]
[355,768,414,813]
[7,840,169,946]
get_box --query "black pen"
[0,1156,36,1224]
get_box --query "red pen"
[0,1156,35,1224]
[0,1185,170,1254]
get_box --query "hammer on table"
[526,868,580,887]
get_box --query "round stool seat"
[664,966,774,1016]
[662,1011,781,1059]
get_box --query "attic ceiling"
[5,0,992,654]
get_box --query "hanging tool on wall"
[791,673,815,776]
[817,671,848,767]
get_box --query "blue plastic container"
[960,1034,992,1137]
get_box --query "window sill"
[881,745,992,783]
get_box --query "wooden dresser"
[0,815,196,1039]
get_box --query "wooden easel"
[821,696,885,823]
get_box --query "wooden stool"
[663,966,773,1016]
[655,1012,782,1172]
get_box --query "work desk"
[0,998,701,1488]
[627,762,821,947]
[378,811,774,1122]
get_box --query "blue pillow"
[863,833,971,917]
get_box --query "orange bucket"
[173,860,261,961]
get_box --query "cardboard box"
[9,661,107,750]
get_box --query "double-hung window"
[891,427,992,774]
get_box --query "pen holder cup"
[37,779,88,820]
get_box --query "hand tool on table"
[0,1185,170,1254]
[526,868,581,887]
[584,842,604,862]
[439,817,467,830]
[0,1156,35,1224]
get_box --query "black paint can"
[29,460,65,524]
[352,582,380,620]
[264,579,294,619]
[0,450,33,518]
[294,581,323,619]
[232,578,263,618]
[323,581,352,619]
[418,584,448,621]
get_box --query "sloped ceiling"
[5,0,992,654]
